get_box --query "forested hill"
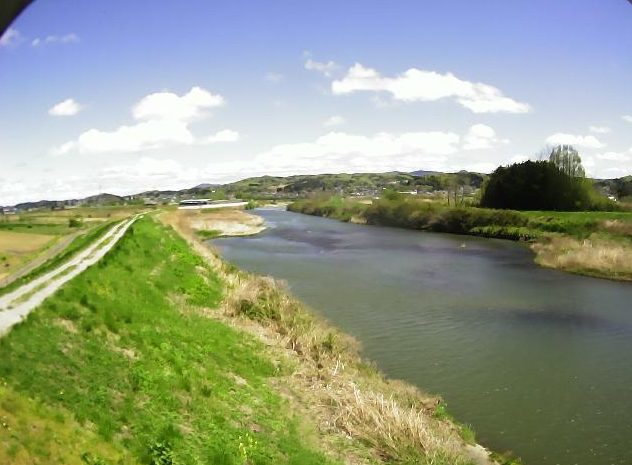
[5,170,632,209]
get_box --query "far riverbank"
[288,196,632,282]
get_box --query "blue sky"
[1,0,631,204]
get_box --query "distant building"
[1,207,17,215]
[178,199,248,210]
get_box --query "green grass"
[195,229,222,239]
[0,220,118,297]
[0,216,341,465]
[0,221,73,235]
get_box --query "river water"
[213,208,632,465]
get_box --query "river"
[213,208,632,465]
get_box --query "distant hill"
[410,169,440,177]
[12,193,124,211]
[5,170,632,210]
[82,193,125,205]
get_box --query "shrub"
[69,217,83,228]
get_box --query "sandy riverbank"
[176,207,266,237]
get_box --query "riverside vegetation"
[288,194,632,281]
[0,213,495,465]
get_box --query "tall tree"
[549,145,586,178]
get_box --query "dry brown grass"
[602,219,632,236]
[177,208,265,236]
[0,231,54,254]
[0,231,56,280]
[159,209,486,465]
[532,234,632,280]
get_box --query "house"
[1,206,17,215]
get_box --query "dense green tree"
[480,161,592,210]
[549,145,586,178]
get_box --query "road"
[0,215,139,336]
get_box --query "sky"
[1,0,631,205]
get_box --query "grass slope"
[0,216,340,465]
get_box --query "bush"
[68,217,83,228]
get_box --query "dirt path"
[0,216,139,336]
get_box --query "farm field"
[0,206,146,287]
[0,231,56,281]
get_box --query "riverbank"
[288,196,632,282]
[162,209,505,465]
[0,212,503,465]
[178,207,266,238]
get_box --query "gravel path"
[0,215,139,336]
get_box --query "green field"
[0,217,342,465]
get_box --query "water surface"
[214,208,632,465]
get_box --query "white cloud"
[545,133,606,149]
[201,129,240,144]
[323,115,346,127]
[264,72,284,83]
[52,86,235,155]
[596,149,631,162]
[99,157,199,190]
[32,33,79,47]
[589,126,611,134]
[305,58,339,77]
[52,141,77,156]
[132,86,224,121]
[48,98,82,116]
[508,154,530,164]
[253,130,460,175]
[622,115,632,124]
[55,120,194,155]
[331,63,531,114]
[462,124,508,150]
[0,27,22,47]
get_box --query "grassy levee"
[0,216,349,465]
[288,196,632,281]
[0,220,119,296]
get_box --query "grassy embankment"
[0,214,491,465]
[288,196,632,281]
